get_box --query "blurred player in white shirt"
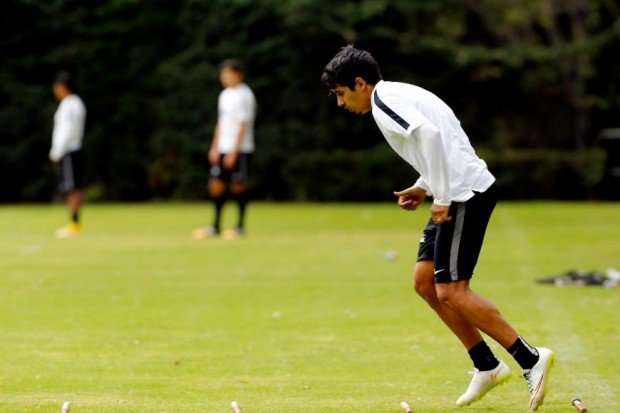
[193,59,256,240]
[50,72,86,238]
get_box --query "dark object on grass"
[536,269,619,287]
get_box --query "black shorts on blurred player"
[210,153,252,184]
[58,150,84,193]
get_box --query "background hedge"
[249,147,607,202]
[1,0,619,202]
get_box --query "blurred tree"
[0,0,618,201]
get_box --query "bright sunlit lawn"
[0,202,618,412]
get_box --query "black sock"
[212,196,225,232]
[468,340,500,371]
[236,193,247,230]
[71,211,79,223]
[508,336,539,370]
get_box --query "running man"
[193,59,256,240]
[50,71,86,238]
[321,46,554,410]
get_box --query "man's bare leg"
[414,260,483,349]
[414,260,512,406]
[435,280,555,410]
[68,189,82,223]
[435,280,518,349]
[192,178,227,239]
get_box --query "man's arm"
[209,123,221,165]
[412,122,451,204]
[394,185,427,211]
[49,106,73,163]
[414,176,432,194]
[412,122,453,224]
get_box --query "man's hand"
[393,186,427,211]
[430,203,452,225]
[208,148,220,166]
[223,152,238,170]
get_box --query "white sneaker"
[456,360,511,407]
[192,226,219,239]
[523,347,555,411]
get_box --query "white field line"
[500,211,618,409]
[536,293,618,409]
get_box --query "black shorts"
[210,153,252,184]
[57,150,84,193]
[416,184,497,283]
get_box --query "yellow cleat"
[55,222,82,239]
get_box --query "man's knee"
[414,279,436,300]
[413,261,436,300]
[230,181,247,196]
[67,189,81,199]
[209,179,226,197]
[436,283,468,309]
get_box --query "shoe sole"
[530,351,555,411]
[457,372,511,407]
[55,231,82,239]
[192,229,218,239]
[192,234,217,239]
[221,230,244,240]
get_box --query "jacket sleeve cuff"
[414,177,431,193]
[49,149,60,162]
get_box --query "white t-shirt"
[217,83,256,153]
[50,94,86,162]
[371,80,494,206]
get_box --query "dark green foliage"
[283,146,416,201]
[479,148,607,199]
[0,0,618,201]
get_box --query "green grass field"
[0,202,618,412]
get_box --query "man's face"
[220,68,243,88]
[331,78,373,115]
[53,83,68,101]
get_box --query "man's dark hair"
[220,58,245,73]
[321,45,382,91]
[54,71,76,92]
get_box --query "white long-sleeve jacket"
[371,80,494,206]
[50,94,86,162]
[217,83,256,154]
